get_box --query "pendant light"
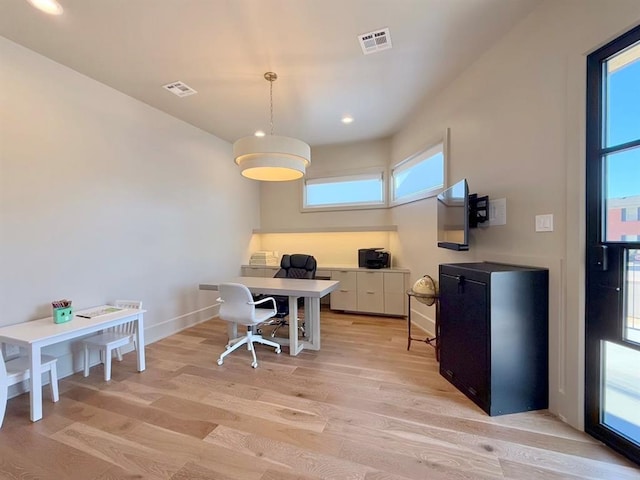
[233,72,311,181]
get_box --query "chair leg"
[247,339,258,368]
[0,385,7,429]
[217,334,249,365]
[226,335,244,348]
[83,344,90,377]
[253,335,281,351]
[218,328,281,368]
[104,347,112,381]
[49,363,59,403]
[115,347,123,362]
[270,320,285,337]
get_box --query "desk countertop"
[200,276,340,297]
[0,306,145,344]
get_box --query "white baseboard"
[409,308,435,337]
[144,304,219,344]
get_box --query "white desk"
[199,277,339,355]
[0,306,146,422]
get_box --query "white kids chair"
[81,300,142,381]
[1,352,59,428]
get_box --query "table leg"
[136,313,146,372]
[303,297,312,340]
[305,298,321,350]
[288,296,303,355]
[29,345,43,422]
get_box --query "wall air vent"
[358,27,392,55]
[162,81,197,97]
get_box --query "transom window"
[391,136,447,206]
[302,172,385,211]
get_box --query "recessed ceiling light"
[254,130,266,137]
[341,115,354,124]
[26,0,63,15]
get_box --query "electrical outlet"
[4,343,20,358]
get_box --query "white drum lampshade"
[233,135,311,181]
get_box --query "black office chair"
[256,254,317,337]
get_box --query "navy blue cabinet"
[439,262,549,416]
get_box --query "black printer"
[358,248,391,269]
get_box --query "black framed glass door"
[585,24,640,465]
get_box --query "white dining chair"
[216,283,281,368]
[1,352,59,428]
[81,300,142,381]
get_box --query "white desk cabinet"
[330,270,357,311]
[241,264,410,316]
[356,271,385,314]
[383,272,407,315]
[332,268,409,316]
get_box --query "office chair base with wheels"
[217,327,281,368]
[257,254,317,339]
[270,314,305,338]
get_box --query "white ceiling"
[0,0,540,147]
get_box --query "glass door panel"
[604,148,640,242]
[603,341,640,445]
[625,248,640,343]
[586,25,640,465]
[605,41,640,147]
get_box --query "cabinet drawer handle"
[340,289,348,293]
[468,387,478,397]
[367,291,375,294]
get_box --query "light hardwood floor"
[1,310,638,479]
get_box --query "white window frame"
[390,129,449,207]
[301,168,386,212]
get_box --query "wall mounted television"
[437,178,469,251]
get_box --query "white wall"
[0,38,260,378]
[255,0,640,431]
[259,138,392,231]
[391,0,640,429]
[258,231,397,267]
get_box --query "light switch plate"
[535,214,554,232]
[488,198,506,226]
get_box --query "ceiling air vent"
[358,27,392,55]
[163,81,197,97]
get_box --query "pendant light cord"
[264,72,278,136]
[269,77,274,136]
